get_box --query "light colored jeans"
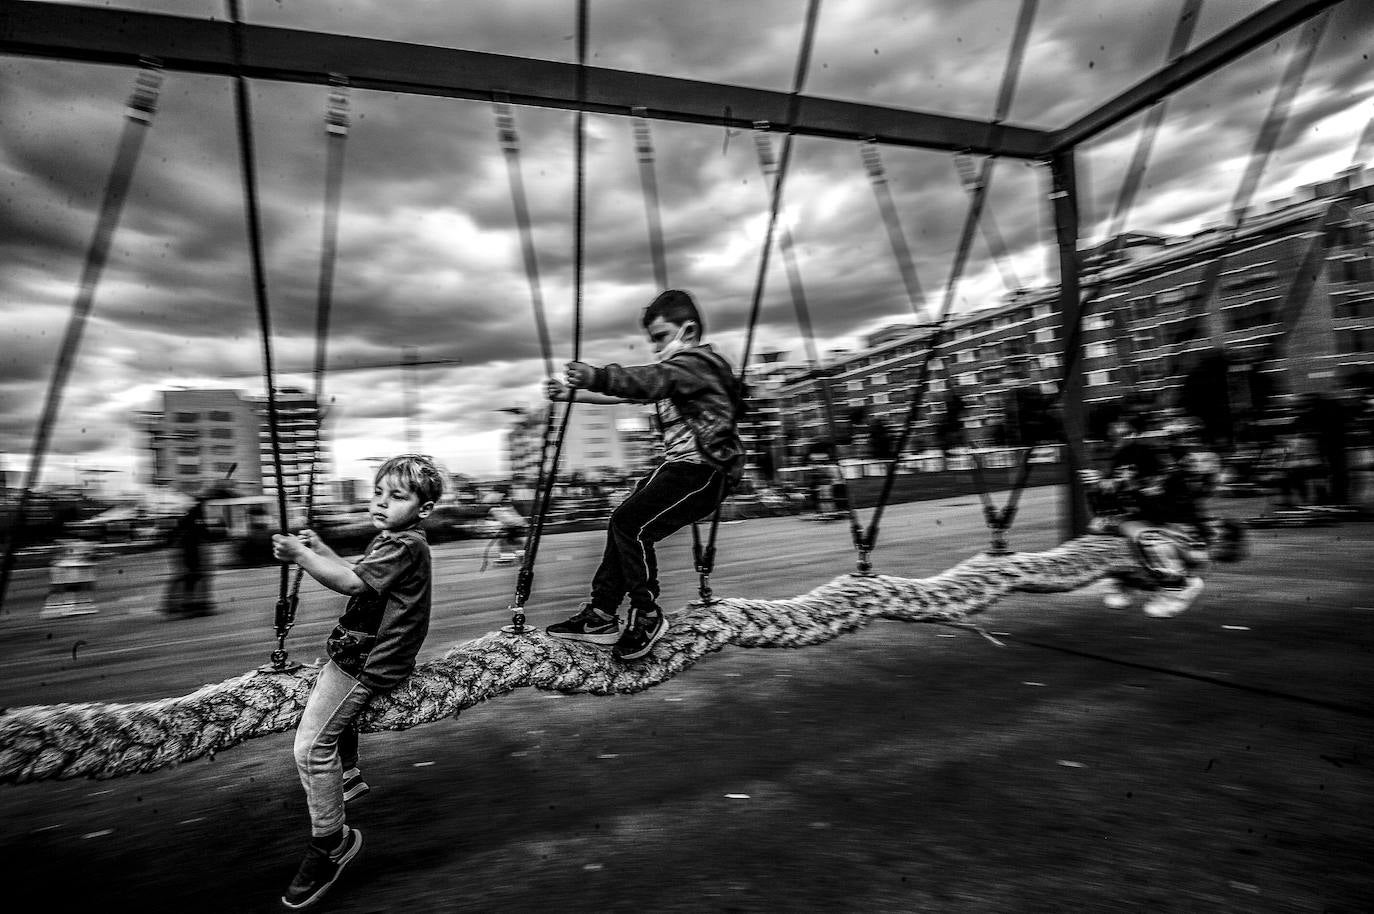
[294,660,372,837]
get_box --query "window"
[1034,328,1056,344]
[1330,222,1368,248]
[871,373,887,386]
[1083,314,1111,331]
[177,446,199,457]
[210,427,233,439]
[958,371,979,386]
[1085,342,1115,360]
[1227,299,1279,331]
[847,380,863,392]
[1334,257,1373,284]
[174,411,199,423]
[956,349,975,363]
[1338,329,1370,354]
[209,410,233,422]
[929,377,946,392]
[1222,269,1277,292]
[1086,369,1115,387]
[1335,295,1374,319]
[871,392,889,405]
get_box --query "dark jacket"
[590,344,745,474]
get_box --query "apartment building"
[140,387,324,499]
[765,166,1374,465]
[505,401,659,481]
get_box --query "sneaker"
[613,605,667,661]
[1100,577,1132,610]
[1143,577,1205,618]
[547,604,621,645]
[342,768,369,803]
[281,826,362,910]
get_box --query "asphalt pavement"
[1,487,1371,913]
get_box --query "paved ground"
[1,488,1371,913]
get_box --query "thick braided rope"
[0,536,1129,785]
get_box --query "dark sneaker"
[281,826,362,910]
[613,606,667,661]
[547,604,621,645]
[342,768,369,803]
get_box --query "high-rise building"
[140,387,325,500]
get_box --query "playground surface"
[0,489,1371,913]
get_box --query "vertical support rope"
[629,109,720,600]
[225,0,293,668]
[738,0,823,375]
[689,0,824,593]
[859,140,928,320]
[494,95,556,382]
[752,126,866,567]
[492,94,563,600]
[506,0,589,630]
[862,0,1038,558]
[0,61,162,612]
[289,76,350,610]
[633,108,670,291]
[961,0,1206,555]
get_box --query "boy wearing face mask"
[544,289,745,660]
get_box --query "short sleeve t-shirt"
[336,527,432,692]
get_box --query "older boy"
[271,454,444,909]
[545,289,744,660]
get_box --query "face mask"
[654,323,695,362]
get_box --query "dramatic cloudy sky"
[2,0,1372,489]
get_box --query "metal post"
[1047,149,1091,539]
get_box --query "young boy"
[544,289,744,661]
[1082,411,1208,618]
[270,454,444,910]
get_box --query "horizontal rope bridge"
[0,536,1130,785]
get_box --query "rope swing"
[502,0,591,634]
[0,535,1134,784]
[225,0,297,670]
[287,76,352,623]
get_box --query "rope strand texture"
[0,536,1129,785]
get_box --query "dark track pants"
[590,461,727,613]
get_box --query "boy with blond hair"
[271,454,444,909]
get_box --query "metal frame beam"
[0,1,1053,158]
[1051,0,1343,151]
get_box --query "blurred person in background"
[163,496,212,617]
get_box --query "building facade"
[505,401,659,481]
[762,166,1374,468]
[140,387,325,500]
